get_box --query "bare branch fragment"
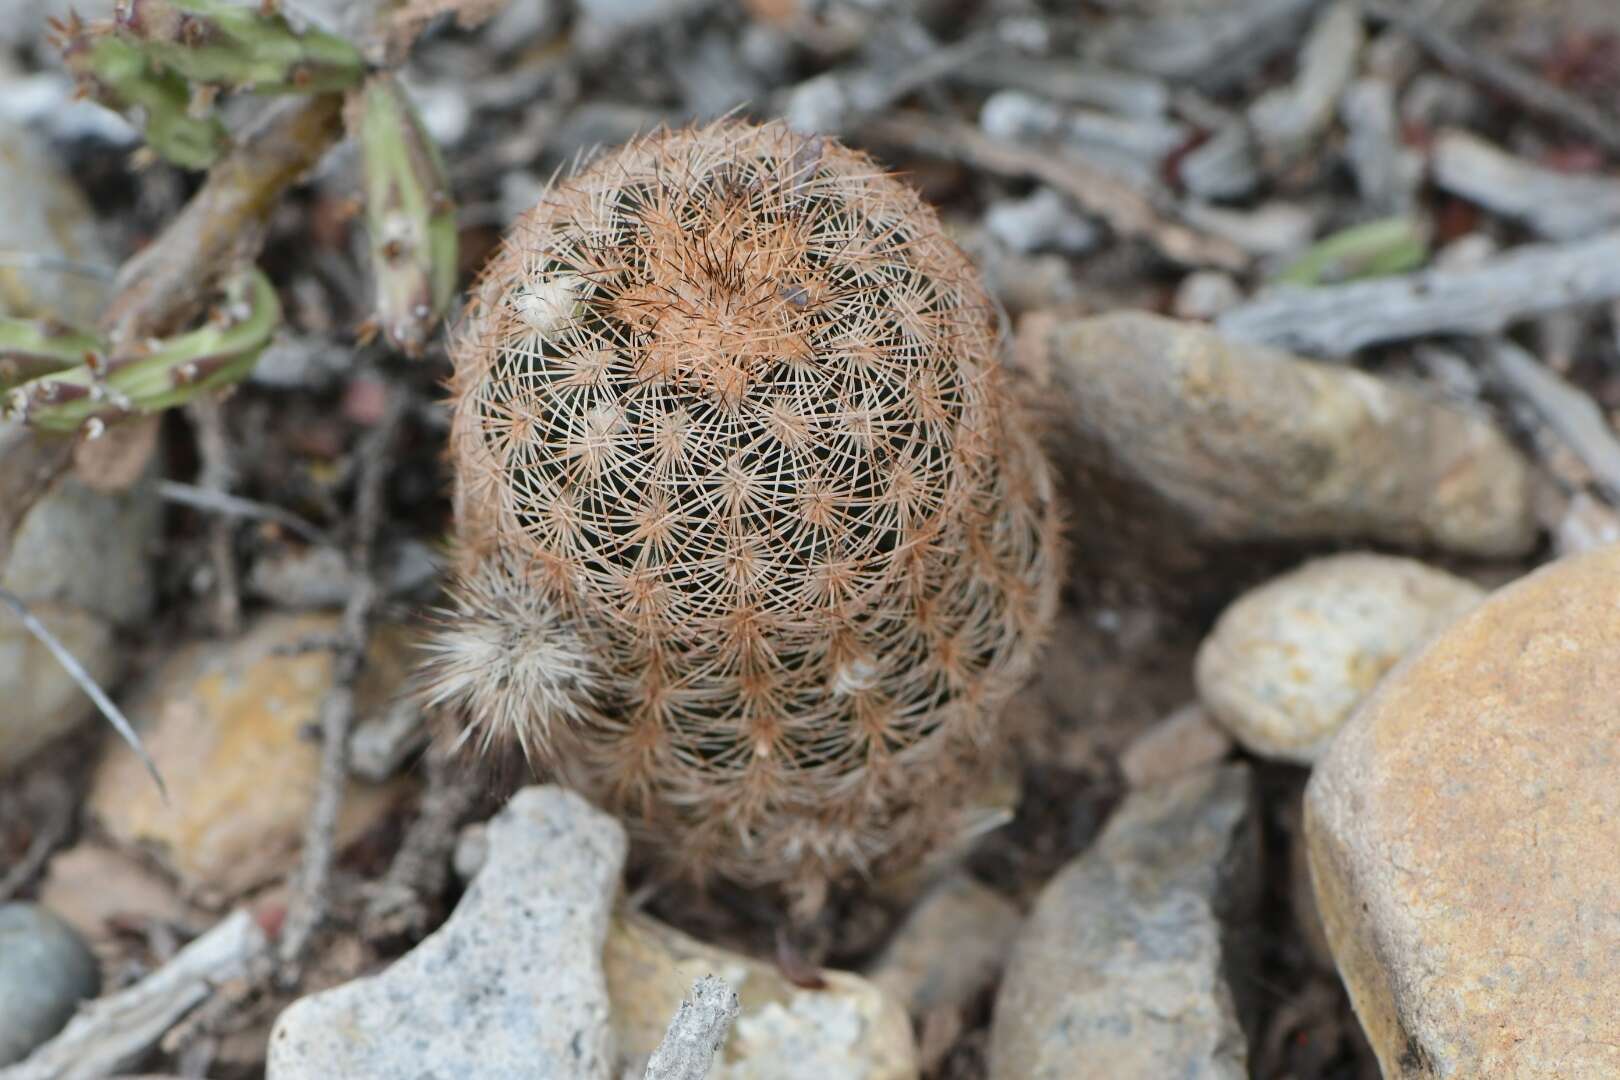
[1481,338,1620,505]
[100,93,344,348]
[1362,0,1620,156]
[861,111,1248,271]
[0,910,268,1080]
[1218,230,1620,356]
[1429,129,1620,241]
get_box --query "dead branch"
[275,381,407,981]
[1430,129,1620,241]
[154,480,331,547]
[860,111,1248,271]
[0,910,267,1080]
[186,397,242,637]
[360,744,479,940]
[1480,338,1620,506]
[1218,230,1620,356]
[1247,1,1364,164]
[100,94,345,349]
[1361,0,1620,157]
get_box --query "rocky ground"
[2,0,1620,1077]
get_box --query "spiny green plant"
[422,121,1062,909]
[4,268,278,433]
[7,2,460,438]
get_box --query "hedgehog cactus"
[425,121,1061,905]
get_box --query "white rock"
[1195,553,1484,764]
[267,786,626,1080]
[985,188,1101,257]
[1172,271,1244,321]
[989,765,1257,1080]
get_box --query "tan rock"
[1196,553,1484,763]
[88,613,415,901]
[36,843,199,943]
[605,911,917,1080]
[1030,312,1536,603]
[1307,544,1620,1078]
[1118,702,1233,786]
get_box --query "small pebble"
[1172,271,1244,320]
[985,188,1101,256]
[0,903,100,1066]
[1195,553,1484,764]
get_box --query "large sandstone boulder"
[1307,544,1620,1078]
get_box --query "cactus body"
[427,122,1060,901]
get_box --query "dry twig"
[1218,230,1620,356]
[185,397,242,637]
[155,479,332,547]
[0,911,268,1080]
[361,744,479,940]
[1480,338,1620,505]
[0,585,165,798]
[1429,129,1620,241]
[275,380,408,980]
[1361,0,1620,156]
[861,111,1248,271]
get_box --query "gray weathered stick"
[643,975,741,1080]
[1248,0,1363,161]
[1341,77,1413,213]
[1481,338,1620,505]
[1430,129,1620,241]
[957,57,1169,118]
[1098,0,1321,86]
[0,911,267,1080]
[861,111,1249,271]
[1362,0,1620,156]
[1218,230,1620,356]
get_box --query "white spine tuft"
[417,553,604,763]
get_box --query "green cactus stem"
[5,268,280,434]
[1272,216,1429,286]
[0,319,106,392]
[115,0,365,96]
[359,71,457,357]
[58,21,228,169]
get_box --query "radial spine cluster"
[429,120,1060,900]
